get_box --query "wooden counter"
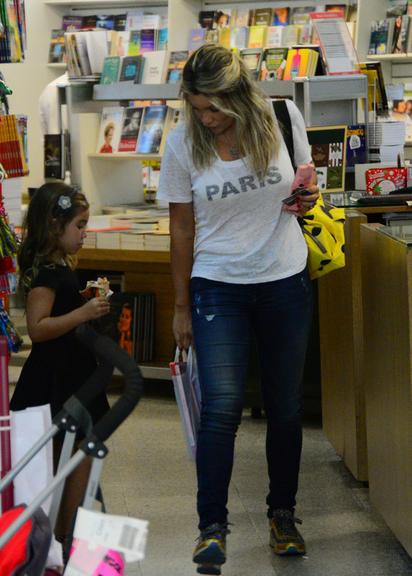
[360,223,412,557]
[318,210,368,481]
[77,249,174,366]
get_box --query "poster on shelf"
[306,125,347,192]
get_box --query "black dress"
[10,264,109,422]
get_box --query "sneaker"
[193,523,229,575]
[269,509,306,556]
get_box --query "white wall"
[2,0,63,188]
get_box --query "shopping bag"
[170,347,202,460]
[10,404,63,567]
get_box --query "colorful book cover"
[157,27,168,50]
[253,8,273,26]
[239,48,263,79]
[100,56,121,84]
[118,107,144,152]
[137,105,169,154]
[140,29,156,53]
[119,55,142,82]
[345,124,367,167]
[188,28,206,51]
[48,30,65,63]
[96,107,124,154]
[273,7,290,26]
[166,50,189,83]
[248,25,267,48]
[259,48,288,80]
[128,31,141,56]
[368,20,391,54]
[96,15,115,30]
[62,16,83,31]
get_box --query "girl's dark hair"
[18,182,89,293]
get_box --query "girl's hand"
[81,296,110,321]
[173,304,192,350]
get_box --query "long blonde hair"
[181,44,280,176]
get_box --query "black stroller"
[0,322,143,575]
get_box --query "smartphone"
[282,187,312,206]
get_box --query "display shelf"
[93,80,294,101]
[88,153,162,160]
[366,54,412,63]
[44,0,167,6]
[48,63,67,69]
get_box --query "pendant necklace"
[220,130,240,159]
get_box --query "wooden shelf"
[88,152,162,160]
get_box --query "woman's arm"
[26,287,110,343]
[169,202,195,350]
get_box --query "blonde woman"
[157,44,318,574]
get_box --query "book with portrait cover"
[96,107,124,153]
[48,30,66,63]
[96,292,155,362]
[118,107,144,152]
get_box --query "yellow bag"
[300,195,345,280]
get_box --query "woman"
[157,44,319,574]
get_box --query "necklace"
[219,131,240,159]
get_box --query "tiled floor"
[100,395,412,576]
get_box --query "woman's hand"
[297,183,320,214]
[81,296,110,321]
[173,304,192,350]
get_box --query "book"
[84,30,109,75]
[140,29,156,53]
[359,61,389,113]
[166,50,189,83]
[157,28,168,50]
[391,14,409,52]
[141,50,168,84]
[96,15,115,30]
[247,25,267,48]
[100,56,121,84]
[44,133,64,179]
[345,124,367,167]
[198,10,218,29]
[259,48,288,81]
[110,30,130,57]
[160,107,181,153]
[128,31,141,56]
[97,292,154,362]
[114,14,127,31]
[253,8,273,26]
[137,105,170,154]
[230,27,249,50]
[188,28,206,51]
[48,30,66,64]
[368,19,394,54]
[266,26,284,48]
[239,48,263,79]
[96,107,124,154]
[233,8,251,27]
[118,107,144,152]
[62,16,83,31]
[273,7,290,26]
[81,15,97,30]
[119,55,143,82]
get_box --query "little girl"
[10,181,110,556]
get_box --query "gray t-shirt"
[157,99,312,284]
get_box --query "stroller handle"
[75,323,143,442]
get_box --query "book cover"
[81,15,97,30]
[100,56,121,84]
[118,107,144,152]
[96,15,115,30]
[198,10,218,29]
[188,28,206,52]
[128,31,141,56]
[137,105,169,154]
[368,20,391,54]
[48,30,65,63]
[273,7,290,26]
[239,48,263,79]
[157,28,168,50]
[44,133,64,179]
[218,27,231,49]
[141,50,168,84]
[392,14,409,52]
[97,292,154,362]
[166,50,188,83]
[266,26,283,48]
[360,61,389,113]
[140,29,156,53]
[96,107,124,154]
[230,27,249,50]
[110,30,129,57]
[233,8,251,27]
[119,55,143,82]
[247,25,267,48]
[160,107,181,153]
[259,48,288,81]
[254,8,273,26]
[62,16,83,31]
[345,124,367,167]
[114,14,127,31]
[84,30,109,75]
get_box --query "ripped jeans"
[190,270,313,529]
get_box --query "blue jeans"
[190,269,313,530]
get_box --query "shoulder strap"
[272,99,296,171]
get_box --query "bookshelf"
[88,152,162,160]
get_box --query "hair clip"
[57,195,72,210]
